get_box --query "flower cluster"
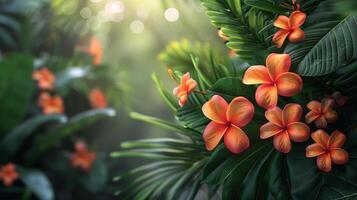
[170,9,349,172]
[70,141,96,171]
[0,163,19,187]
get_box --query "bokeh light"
[164,7,180,22]
[130,20,144,34]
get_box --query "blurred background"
[0,0,228,199]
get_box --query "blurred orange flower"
[305,98,338,128]
[87,37,103,65]
[243,53,303,109]
[38,93,64,115]
[218,29,228,42]
[202,95,254,153]
[89,88,107,109]
[273,11,306,48]
[173,72,197,107]
[260,104,310,153]
[70,141,96,171]
[306,130,349,172]
[0,163,19,187]
[32,67,56,90]
[326,92,348,107]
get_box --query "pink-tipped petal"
[255,84,278,109]
[317,153,332,172]
[265,107,283,127]
[272,30,290,48]
[305,111,320,124]
[276,72,303,97]
[289,11,307,29]
[306,143,326,158]
[274,15,290,29]
[202,122,228,151]
[282,103,303,125]
[273,131,291,153]
[311,130,329,147]
[242,65,272,85]
[223,125,250,154]
[260,122,284,139]
[328,131,346,148]
[288,28,305,42]
[266,53,291,80]
[287,122,310,142]
[227,97,255,127]
[307,101,321,113]
[330,149,349,165]
[202,95,228,124]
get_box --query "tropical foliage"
[113,0,357,199]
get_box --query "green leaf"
[244,0,290,14]
[28,109,115,160]
[0,53,35,134]
[18,167,54,200]
[0,114,66,161]
[295,16,357,76]
[151,73,178,112]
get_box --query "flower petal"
[260,122,284,139]
[328,131,346,148]
[178,94,188,107]
[223,125,250,154]
[288,28,305,42]
[305,111,320,124]
[202,95,228,124]
[282,103,302,125]
[317,153,332,172]
[311,130,329,147]
[186,79,197,92]
[307,101,321,113]
[256,84,278,109]
[202,122,228,151]
[272,30,290,48]
[274,15,290,29]
[324,111,338,123]
[242,65,272,85]
[306,143,326,158]
[181,72,191,84]
[287,122,310,142]
[276,72,303,97]
[227,97,254,127]
[273,131,291,153]
[321,98,335,112]
[289,11,306,29]
[265,107,283,126]
[315,116,327,129]
[266,53,291,80]
[330,149,349,165]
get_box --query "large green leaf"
[0,114,66,161]
[27,109,115,161]
[0,53,34,134]
[18,167,54,200]
[295,15,357,76]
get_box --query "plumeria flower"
[70,141,96,171]
[326,92,348,107]
[89,88,107,109]
[202,95,254,153]
[273,11,306,48]
[0,163,19,187]
[173,72,197,107]
[38,92,64,115]
[243,53,303,109]
[260,104,310,153]
[305,98,338,128]
[306,130,349,172]
[32,67,56,90]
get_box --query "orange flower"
[173,72,197,107]
[89,88,107,109]
[32,67,56,90]
[38,93,64,115]
[260,104,310,153]
[70,141,96,171]
[306,130,349,172]
[305,98,338,128]
[202,95,254,153]
[242,53,303,109]
[0,163,19,187]
[273,11,306,48]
